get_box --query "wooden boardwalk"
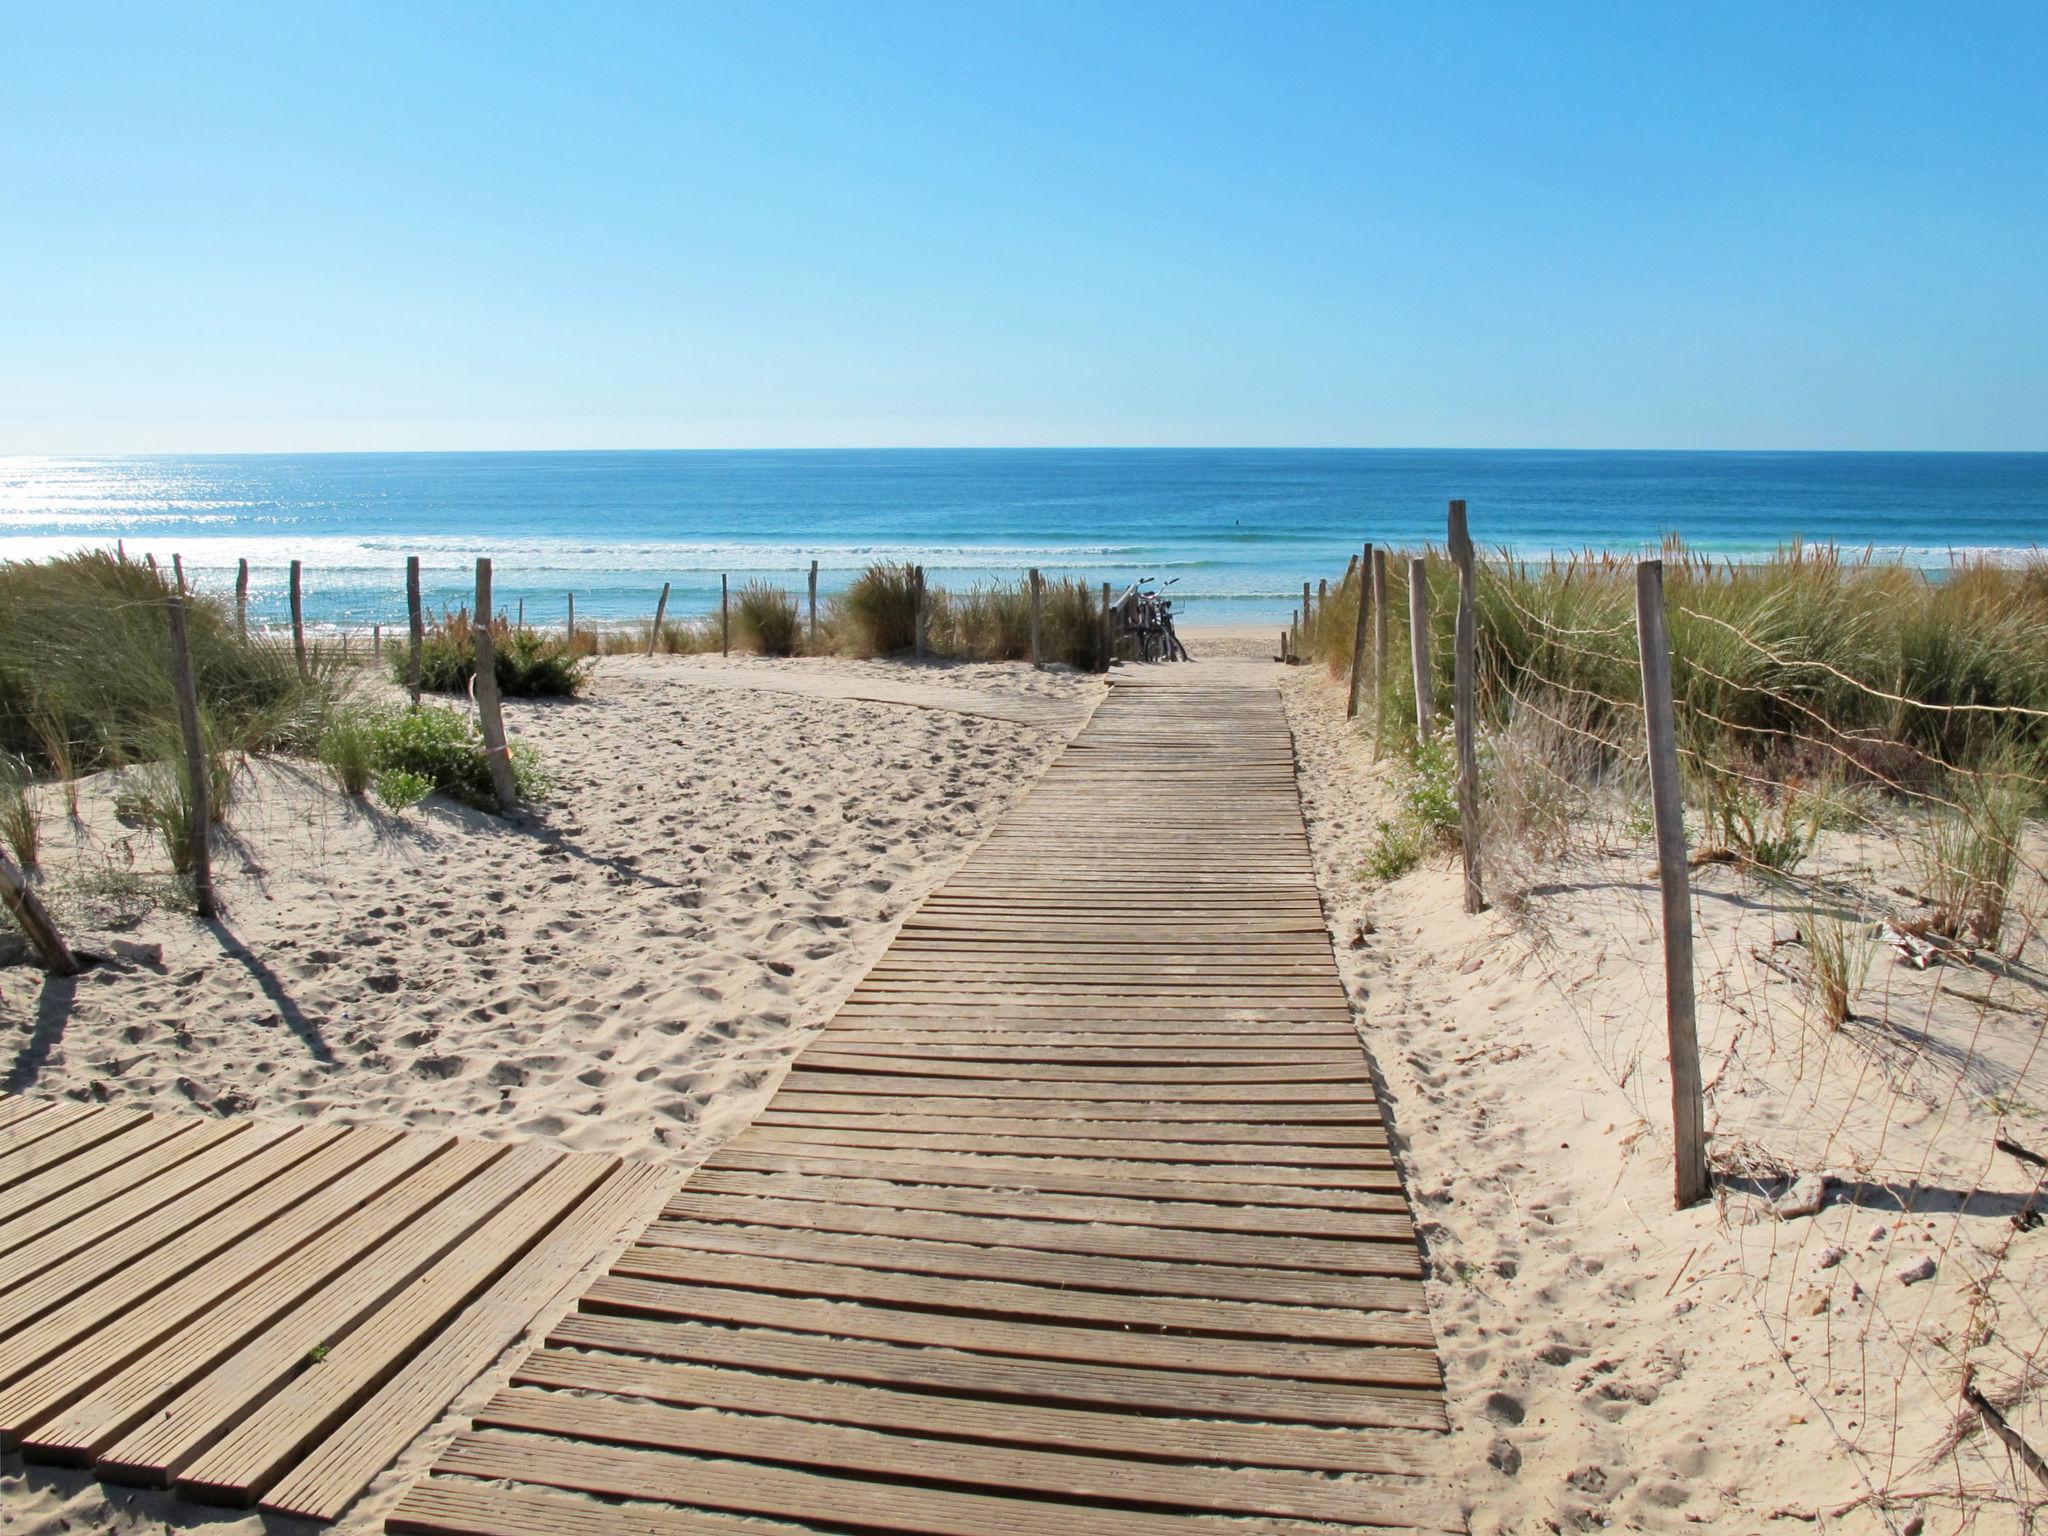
[0,1094,666,1522]
[394,670,1452,1535]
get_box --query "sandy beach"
[1284,662,2048,1535]
[0,654,1105,1536]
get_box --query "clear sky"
[4,2,2043,453]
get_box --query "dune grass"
[397,610,589,696]
[0,551,338,778]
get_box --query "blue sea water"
[1,449,2043,628]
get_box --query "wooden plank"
[550,1314,1445,1430]
[581,1275,1439,1387]
[171,1150,614,1504]
[684,1168,1410,1236]
[750,1111,1387,1147]
[656,1194,1417,1273]
[388,1478,816,1536]
[473,1386,1442,1526]
[730,1126,1397,1167]
[0,1117,199,1257]
[16,1136,486,1461]
[515,1349,1438,1476]
[0,1106,149,1191]
[700,1147,1407,1206]
[0,1121,304,1342]
[607,1243,1430,1346]
[0,1127,381,1401]
[636,1221,1425,1308]
[259,1160,673,1523]
[95,1142,561,1486]
[702,1143,1406,1194]
[432,1431,1455,1535]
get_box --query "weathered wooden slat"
[172,1152,614,1505]
[259,1160,673,1523]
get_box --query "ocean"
[2,449,2043,628]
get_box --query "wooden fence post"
[1636,558,1709,1209]
[648,581,671,658]
[234,558,249,639]
[566,593,575,649]
[473,559,519,814]
[165,591,217,919]
[516,597,524,631]
[1407,557,1433,738]
[914,567,928,661]
[720,575,730,658]
[0,850,78,974]
[1100,581,1113,672]
[1447,501,1484,913]
[405,556,424,706]
[1302,581,1313,641]
[1028,568,1043,669]
[808,560,819,650]
[1346,541,1374,720]
[372,622,381,658]
[288,560,306,676]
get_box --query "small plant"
[116,760,200,874]
[1400,735,1462,841]
[733,582,801,656]
[834,563,922,656]
[1362,817,1426,882]
[373,768,433,812]
[399,610,588,697]
[27,711,79,819]
[0,753,39,873]
[1804,910,1876,1027]
[1918,770,2029,948]
[319,705,545,813]
[1699,771,1819,874]
[1624,801,1656,843]
[318,709,378,796]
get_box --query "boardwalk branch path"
[0,1098,666,1522]
[394,668,1452,1534]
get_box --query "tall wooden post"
[808,560,819,650]
[648,581,671,657]
[1100,581,1113,672]
[165,592,216,919]
[1372,548,1391,753]
[1302,581,1313,640]
[1447,501,1484,913]
[1407,557,1433,738]
[516,597,524,631]
[720,574,730,658]
[473,559,519,814]
[1028,568,1043,670]
[1346,541,1374,719]
[914,567,928,662]
[566,593,575,650]
[405,556,424,705]
[288,560,306,676]
[1637,560,1708,1207]
[234,558,249,640]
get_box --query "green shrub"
[374,768,432,812]
[732,582,801,656]
[319,708,378,796]
[397,611,588,697]
[115,759,200,874]
[319,705,547,813]
[1363,817,1426,882]
[1400,736,1461,840]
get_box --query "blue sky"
[3,2,2043,452]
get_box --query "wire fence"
[1302,518,2048,1526]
